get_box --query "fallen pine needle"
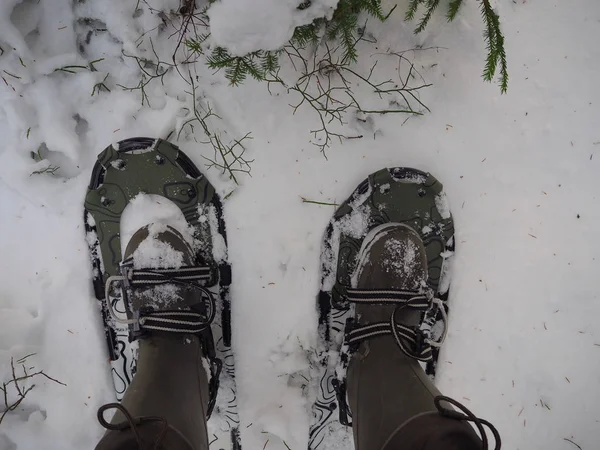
[563,438,583,450]
[301,197,339,206]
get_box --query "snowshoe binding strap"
[104,271,217,333]
[121,255,215,286]
[345,288,448,362]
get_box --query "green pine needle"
[404,0,508,93]
[479,0,507,92]
[415,0,441,34]
[405,0,424,21]
[261,52,279,73]
[185,34,209,54]
[204,0,507,92]
[291,22,321,47]
[447,0,463,21]
[225,58,246,86]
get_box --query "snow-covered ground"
[1,0,600,449]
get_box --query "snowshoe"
[308,167,455,450]
[84,138,241,449]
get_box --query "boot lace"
[98,403,171,450]
[435,395,501,450]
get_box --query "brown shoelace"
[435,395,501,450]
[98,403,169,450]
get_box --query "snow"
[120,193,196,254]
[203,204,228,263]
[1,1,600,450]
[337,204,371,239]
[130,223,185,269]
[382,237,420,281]
[208,0,339,56]
[379,182,390,194]
[434,191,451,220]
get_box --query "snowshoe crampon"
[84,138,241,449]
[308,167,455,450]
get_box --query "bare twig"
[179,71,254,183]
[264,37,432,154]
[1,356,66,425]
[31,165,60,176]
[91,73,111,96]
[117,40,173,106]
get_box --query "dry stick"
[171,2,200,77]
[1,357,66,425]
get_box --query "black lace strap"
[346,288,429,305]
[138,311,212,334]
[120,259,213,287]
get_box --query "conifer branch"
[447,0,464,21]
[415,0,441,34]
[407,0,508,92]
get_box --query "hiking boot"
[346,223,494,450]
[346,222,443,450]
[95,225,211,450]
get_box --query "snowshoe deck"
[308,167,455,450]
[84,138,241,449]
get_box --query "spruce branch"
[415,0,441,34]
[406,0,508,92]
[405,0,425,21]
[480,0,508,92]
[447,0,464,21]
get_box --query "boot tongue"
[354,225,427,326]
[125,223,194,268]
[123,224,199,312]
[129,224,190,269]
